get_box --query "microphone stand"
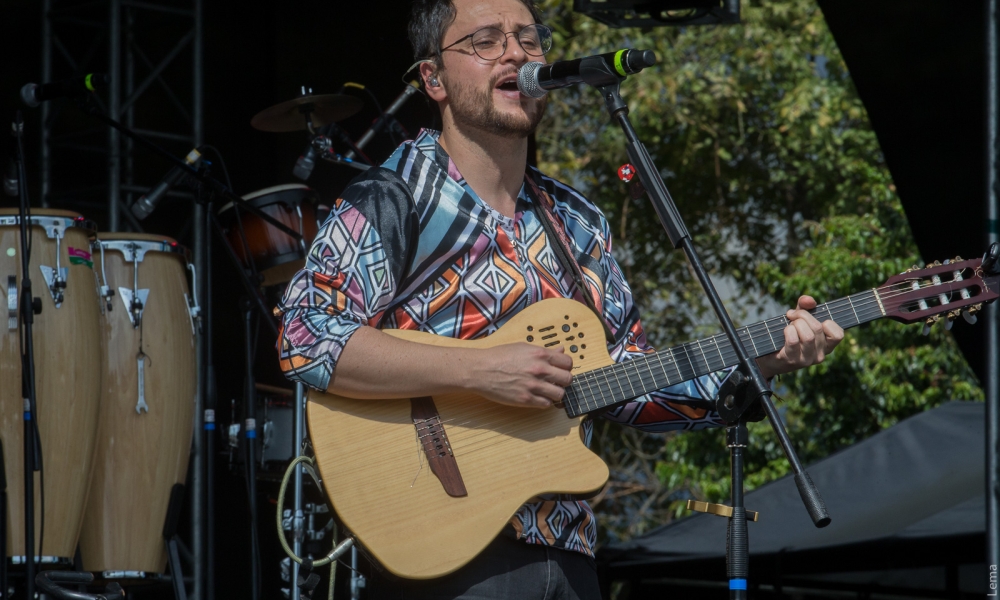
[343,82,420,161]
[11,110,41,600]
[586,63,830,597]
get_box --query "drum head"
[217,183,316,215]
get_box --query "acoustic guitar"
[306,255,997,579]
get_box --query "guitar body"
[307,298,615,579]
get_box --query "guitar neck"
[564,288,884,417]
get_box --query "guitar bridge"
[411,397,467,497]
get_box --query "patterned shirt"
[276,129,726,558]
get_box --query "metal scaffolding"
[40,0,203,233]
[39,2,205,598]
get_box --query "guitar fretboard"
[563,289,884,417]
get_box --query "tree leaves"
[535,0,982,546]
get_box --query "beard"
[446,70,547,139]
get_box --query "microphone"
[344,81,420,160]
[3,160,18,197]
[20,73,109,108]
[293,145,317,181]
[131,148,203,221]
[517,49,656,98]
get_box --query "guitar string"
[568,293,879,413]
[552,279,958,416]
[407,278,960,446]
[405,293,886,451]
[324,277,975,474]
[386,276,969,449]
[488,275,952,419]
[421,280,936,439]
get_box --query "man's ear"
[419,61,446,102]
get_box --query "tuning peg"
[963,311,978,325]
[922,322,932,336]
[953,255,963,262]
[944,317,953,330]
[930,260,942,267]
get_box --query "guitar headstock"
[879,252,999,331]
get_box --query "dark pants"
[368,534,601,600]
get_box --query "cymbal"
[250,94,364,132]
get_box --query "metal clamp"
[7,276,16,330]
[686,500,759,522]
[185,263,201,335]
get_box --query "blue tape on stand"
[23,412,30,421]
[246,430,256,439]
[729,579,747,590]
[205,423,216,430]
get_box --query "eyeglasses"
[439,24,553,61]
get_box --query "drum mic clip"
[185,263,202,335]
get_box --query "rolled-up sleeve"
[274,168,418,391]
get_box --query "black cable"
[199,145,233,193]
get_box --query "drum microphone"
[20,73,109,108]
[132,148,203,220]
[293,145,318,181]
[517,49,656,98]
[3,159,17,197]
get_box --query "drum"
[79,233,196,575]
[217,184,321,287]
[0,208,102,566]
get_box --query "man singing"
[276,0,843,597]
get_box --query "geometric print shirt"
[275,129,726,558]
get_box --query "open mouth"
[495,74,520,93]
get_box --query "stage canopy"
[598,402,988,598]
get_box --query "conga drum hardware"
[93,237,192,415]
[94,238,190,329]
[81,233,197,576]
[0,213,96,308]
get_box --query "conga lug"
[118,287,149,327]
[39,264,67,307]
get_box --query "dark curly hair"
[408,0,543,64]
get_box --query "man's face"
[437,0,547,138]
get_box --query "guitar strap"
[523,171,615,344]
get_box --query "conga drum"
[0,208,102,566]
[217,184,320,287]
[79,233,196,575]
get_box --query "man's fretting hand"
[470,344,573,409]
[756,295,845,380]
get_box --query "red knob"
[618,163,636,183]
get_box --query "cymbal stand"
[587,56,830,598]
[241,298,261,600]
[289,382,305,600]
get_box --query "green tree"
[534,0,983,544]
